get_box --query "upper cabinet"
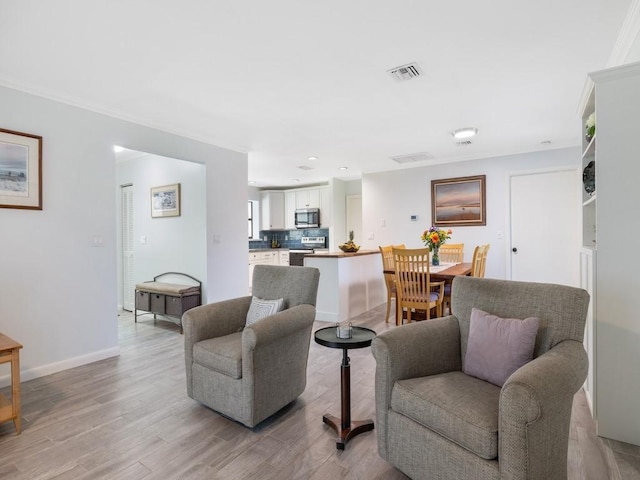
[264,185,332,230]
[295,189,320,209]
[260,191,285,230]
[284,191,296,229]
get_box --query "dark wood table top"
[383,262,472,281]
[314,326,376,349]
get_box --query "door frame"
[505,165,581,281]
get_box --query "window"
[248,201,254,239]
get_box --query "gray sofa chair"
[183,264,320,428]
[372,276,589,480]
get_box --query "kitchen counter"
[249,248,289,252]
[304,250,384,323]
[304,249,378,258]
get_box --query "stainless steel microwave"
[295,208,320,229]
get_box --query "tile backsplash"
[249,228,329,250]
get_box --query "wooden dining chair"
[379,244,406,323]
[392,247,445,325]
[438,243,464,263]
[470,244,490,277]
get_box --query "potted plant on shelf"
[585,112,596,142]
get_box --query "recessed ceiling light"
[339,166,348,171]
[293,178,300,182]
[308,156,318,161]
[113,146,124,153]
[452,128,478,139]
[248,181,256,184]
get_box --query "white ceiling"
[0,1,634,188]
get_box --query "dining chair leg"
[384,295,391,323]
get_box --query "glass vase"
[432,246,440,266]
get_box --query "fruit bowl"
[339,243,360,253]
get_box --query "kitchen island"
[304,250,385,323]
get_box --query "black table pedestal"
[322,349,374,449]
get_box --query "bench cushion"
[135,281,200,295]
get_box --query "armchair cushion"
[464,308,540,387]
[245,296,284,326]
[193,332,243,379]
[392,371,500,459]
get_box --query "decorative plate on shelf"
[583,160,595,195]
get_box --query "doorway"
[121,184,135,311]
[508,168,579,286]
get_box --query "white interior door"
[122,185,135,311]
[509,169,579,286]
[346,194,363,244]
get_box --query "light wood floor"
[0,306,639,479]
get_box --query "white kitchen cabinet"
[248,251,279,290]
[319,186,331,227]
[284,191,296,229]
[295,189,320,209]
[279,250,289,265]
[260,191,285,230]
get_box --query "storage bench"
[135,272,201,333]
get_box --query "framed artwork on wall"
[151,183,181,218]
[0,128,43,210]
[431,175,486,227]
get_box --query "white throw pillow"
[245,296,284,326]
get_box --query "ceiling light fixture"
[339,166,348,171]
[452,128,478,139]
[113,145,124,153]
[248,181,256,184]
[293,178,300,182]
[308,156,318,161]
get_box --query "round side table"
[314,325,376,449]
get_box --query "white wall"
[0,85,247,384]
[362,147,580,280]
[116,154,207,307]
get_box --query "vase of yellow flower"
[421,226,452,266]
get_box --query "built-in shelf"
[583,194,596,207]
[582,135,596,158]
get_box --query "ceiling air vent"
[388,63,422,81]
[455,140,473,147]
[391,152,432,164]
[297,165,314,170]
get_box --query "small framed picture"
[0,128,43,210]
[151,183,181,218]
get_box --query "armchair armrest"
[240,304,317,425]
[183,296,251,346]
[372,316,462,458]
[499,340,588,479]
[242,304,316,351]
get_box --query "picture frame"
[151,183,181,218]
[0,128,43,210]
[431,175,486,227]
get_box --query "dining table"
[383,262,472,280]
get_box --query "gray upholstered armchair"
[372,276,589,480]
[183,264,320,428]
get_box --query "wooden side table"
[0,333,22,434]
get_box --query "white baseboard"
[0,346,120,388]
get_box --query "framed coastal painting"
[431,175,486,227]
[0,128,43,210]
[151,183,181,218]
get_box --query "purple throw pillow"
[464,308,540,387]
